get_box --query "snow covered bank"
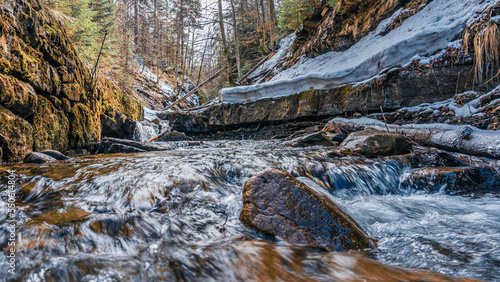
[246,33,296,83]
[221,0,498,103]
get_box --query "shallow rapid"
[1,140,499,281]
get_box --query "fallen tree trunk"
[323,118,500,159]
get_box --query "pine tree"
[91,0,116,34]
[278,0,318,32]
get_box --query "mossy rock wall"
[0,0,142,162]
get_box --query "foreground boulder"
[283,131,339,147]
[240,168,373,251]
[338,129,409,157]
[401,167,500,195]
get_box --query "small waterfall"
[133,121,158,142]
[321,159,410,197]
[132,120,171,142]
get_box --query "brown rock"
[240,168,373,251]
[31,209,91,225]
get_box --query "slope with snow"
[221,0,498,103]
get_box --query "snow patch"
[143,106,161,122]
[247,33,296,81]
[221,0,498,103]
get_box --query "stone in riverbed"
[31,209,91,225]
[339,129,409,157]
[240,168,373,251]
[401,166,500,195]
[283,131,338,147]
[157,130,193,142]
[106,143,146,154]
[40,149,70,160]
[24,152,57,163]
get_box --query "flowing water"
[133,121,169,142]
[1,140,499,281]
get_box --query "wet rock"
[0,0,142,159]
[99,137,171,152]
[401,167,500,195]
[40,149,70,160]
[410,147,468,167]
[283,131,338,147]
[65,148,90,156]
[106,143,146,154]
[0,106,33,162]
[339,129,409,157]
[157,130,193,142]
[100,113,136,139]
[90,218,132,238]
[24,152,57,164]
[31,209,91,225]
[240,168,373,251]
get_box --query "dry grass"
[473,22,500,83]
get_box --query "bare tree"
[218,0,236,87]
[268,0,276,49]
[229,0,241,78]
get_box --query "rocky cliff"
[0,0,142,162]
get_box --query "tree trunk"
[254,0,264,54]
[268,0,276,49]
[229,0,241,78]
[218,0,236,87]
[197,38,209,85]
[260,0,270,54]
[134,0,139,47]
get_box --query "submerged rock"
[401,166,500,195]
[24,152,57,163]
[157,130,193,142]
[31,209,91,225]
[106,143,146,154]
[240,168,373,251]
[339,129,409,157]
[99,137,171,153]
[283,131,338,147]
[40,149,70,160]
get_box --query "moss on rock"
[0,0,143,162]
[0,105,33,162]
